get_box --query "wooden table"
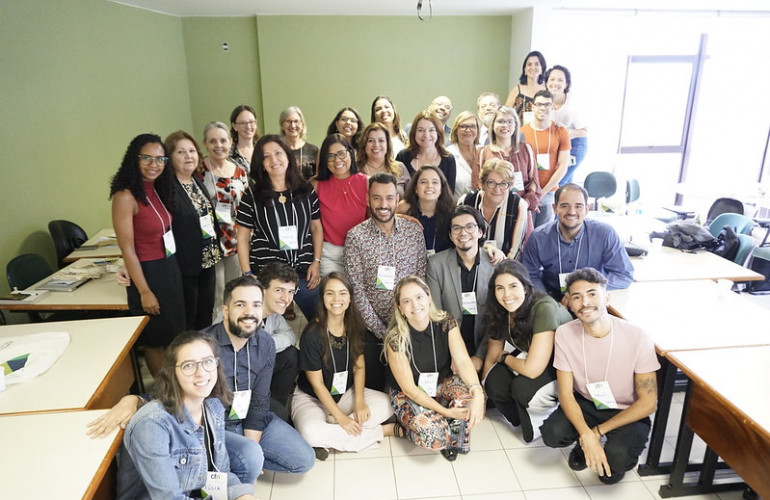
[0,316,146,415]
[0,258,128,312]
[665,347,770,499]
[631,246,763,282]
[0,410,121,499]
[63,228,121,263]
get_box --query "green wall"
[182,17,263,139]
[254,16,511,145]
[0,0,191,302]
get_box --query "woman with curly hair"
[229,104,261,173]
[327,107,364,150]
[396,165,455,256]
[385,275,485,462]
[396,111,457,192]
[371,95,407,155]
[236,134,322,320]
[504,50,547,125]
[482,260,572,443]
[110,133,185,376]
[291,272,395,457]
[356,122,410,197]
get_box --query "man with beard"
[427,206,493,372]
[477,92,501,146]
[344,172,427,390]
[540,268,658,484]
[522,183,633,304]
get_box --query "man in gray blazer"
[427,206,497,372]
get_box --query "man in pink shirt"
[540,267,659,484]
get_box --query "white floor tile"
[389,435,436,457]
[469,417,504,451]
[584,481,655,499]
[573,463,641,487]
[663,434,708,463]
[254,469,274,499]
[334,435,392,460]
[523,486,591,499]
[489,411,545,449]
[333,457,397,500]
[505,447,581,490]
[270,459,335,500]
[664,402,684,438]
[392,454,460,499]
[452,449,520,495]
[464,493,526,500]
[641,478,721,500]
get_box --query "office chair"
[6,254,55,322]
[48,220,88,269]
[584,171,617,211]
[705,197,743,224]
[707,213,754,238]
[734,234,756,266]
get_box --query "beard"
[227,316,261,339]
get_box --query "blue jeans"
[534,192,555,228]
[225,430,264,484]
[294,274,319,321]
[229,412,315,473]
[560,137,588,187]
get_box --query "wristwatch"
[499,352,510,364]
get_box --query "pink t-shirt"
[553,316,660,409]
[316,173,368,246]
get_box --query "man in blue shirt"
[522,183,633,303]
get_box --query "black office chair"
[584,171,617,210]
[6,253,55,322]
[48,220,88,269]
[705,197,743,225]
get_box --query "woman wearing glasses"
[459,158,529,260]
[396,165,454,256]
[356,123,411,197]
[236,135,322,320]
[118,331,257,500]
[477,106,540,234]
[311,134,368,276]
[280,106,318,180]
[504,51,547,125]
[446,111,480,198]
[327,107,364,150]
[371,95,408,155]
[396,111,457,193]
[229,104,261,174]
[111,133,185,376]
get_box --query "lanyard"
[259,189,303,266]
[582,324,614,384]
[557,230,583,275]
[532,125,552,158]
[232,342,252,392]
[201,406,220,472]
[410,322,438,374]
[146,188,172,233]
[328,332,350,373]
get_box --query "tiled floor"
[251,406,751,500]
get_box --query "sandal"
[393,422,406,438]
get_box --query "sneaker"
[568,445,587,471]
[598,470,624,484]
[313,447,329,461]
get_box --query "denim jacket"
[118,398,253,500]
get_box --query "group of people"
[98,50,659,499]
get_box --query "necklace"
[364,162,385,176]
[277,192,287,204]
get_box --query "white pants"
[291,387,393,453]
[528,380,559,441]
[320,241,345,277]
[213,254,242,323]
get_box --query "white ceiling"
[110,0,770,17]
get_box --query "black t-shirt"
[298,322,354,402]
[387,316,457,392]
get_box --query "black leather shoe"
[568,445,587,471]
[440,449,458,462]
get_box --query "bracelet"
[242,270,253,277]
[313,258,321,263]
[595,425,604,437]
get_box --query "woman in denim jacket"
[118,331,256,500]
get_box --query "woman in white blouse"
[546,65,588,186]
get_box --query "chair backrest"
[584,171,617,210]
[706,197,743,224]
[625,178,640,204]
[707,213,754,238]
[6,253,54,290]
[734,234,756,266]
[48,220,88,268]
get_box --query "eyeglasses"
[458,124,477,131]
[495,119,515,126]
[138,155,169,166]
[450,222,479,235]
[236,120,257,127]
[484,179,512,190]
[176,357,218,376]
[533,102,553,109]
[338,116,358,124]
[326,150,349,162]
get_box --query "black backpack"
[709,226,740,261]
[650,221,716,251]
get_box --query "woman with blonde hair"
[459,158,530,259]
[279,106,318,180]
[357,122,410,197]
[446,111,480,198]
[384,275,485,462]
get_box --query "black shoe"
[568,445,587,471]
[313,447,329,461]
[598,470,624,484]
[440,449,458,462]
[518,407,534,443]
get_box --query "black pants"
[541,392,651,475]
[485,362,557,432]
[270,346,299,407]
[364,330,387,391]
[181,266,216,330]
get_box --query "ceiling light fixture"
[417,0,432,21]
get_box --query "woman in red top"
[110,133,185,376]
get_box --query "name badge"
[570,155,577,166]
[228,389,251,420]
[461,292,477,315]
[522,111,534,125]
[418,371,439,397]
[162,230,176,257]
[278,225,299,250]
[426,249,436,257]
[331,370,349,396]
[587,380,619,410]
[200,215,215,239]
[215,202,232,225]
[203,471,227,500]
[512,171,524,192]
[559,272,569,293]
[376,265,396,290]
[536,153,550,170]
